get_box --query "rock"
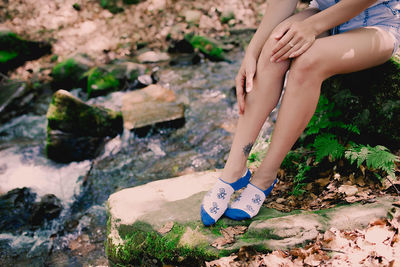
[169,53,201,66]
[82,67,120,98]
[0,188,63,233]
[30,194,63,226]
[183,10,202,24]
[168,39,195,54]
[106,170,397,265]
[46,89,123,162]
[0,187,36,233]
[106,61,146,83]
[99,0,124,14]
[0,30,51,73]
[121,84,185,136]
[322,58,400,149]
[137,51,170,64]
[51,55,92,90]
[185,34,226,61]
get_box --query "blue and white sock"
[201,169,251,226]
[224,178,278,220]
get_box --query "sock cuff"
[219,168,251,191]
[249,178,278,197]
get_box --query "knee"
[256,35,290,76]
[289,51,325,85]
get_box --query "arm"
[246,0,299,59]
[271,0,378,62]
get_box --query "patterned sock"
[201,169,251,226]
[224,178,278,220]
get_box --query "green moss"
[83,67,120,98]
[220,11,235,24]
[107,223,217,266]
[0,50,18,63]
[185,35,226,61]
[51,58,88,89]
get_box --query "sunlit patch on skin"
[341,48,355,59]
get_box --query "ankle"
[220,166,248,183]
[250,172,277,191]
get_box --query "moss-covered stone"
[46,89,123,162]
[185,35,226,61]
[322,58,400,149]
[51,57,90,90]
[106,171,397,265]
[0,30,51,73]
[99,0,124,14]
[83,67,120,98]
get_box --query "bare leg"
[251,26,395,189]
[221,9,320,182]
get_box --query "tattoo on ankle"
[243,142,253,157]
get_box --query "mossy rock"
[106,170,397,266]
[185,35,226,61]
[46,90,123,162]
[99,0,124,14]
[51,57,90,90]
[82,67,120,98]
[0,31,51,73]
[322,58,400,149]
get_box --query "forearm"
[246,0,299,58]
[304,0,378,35]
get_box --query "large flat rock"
[121,84,185,133]
[106,171,398,266]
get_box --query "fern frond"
[313,133,345,162]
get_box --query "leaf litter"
[206,209,400,266]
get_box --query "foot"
[201,169,251,226]
[224,178,278,220]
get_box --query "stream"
[0,50,256,266]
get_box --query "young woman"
[201,0,400,226]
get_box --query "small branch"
[386,176,400,197]
[321,247,345,254]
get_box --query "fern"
[345,144,399,179]
[313,133,345,162]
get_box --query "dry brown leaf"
[338,185,358,197]
[157,221,174,234]
[211,226,247,249]
[205,255,239,267]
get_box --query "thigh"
[292,26,395,79]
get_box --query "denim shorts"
[309,0,400,55]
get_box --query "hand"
[270,20,317,62]
[235,54,257,114]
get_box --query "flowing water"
[0,50,269,266]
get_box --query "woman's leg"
[225,26,395,220]
[251,26,395,190]
[221,8,320,182]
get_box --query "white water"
[0,146,91,206]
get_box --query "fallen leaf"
[158,221,174,234]
[206,255,239,267]
[338,185,358,197]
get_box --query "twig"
[321,247,345,254]
[0,72,9,80]
[386,176,400,196]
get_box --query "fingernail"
[276,59,281,63]
[270,57,274,62]
[289,54,294,58]
[246,86,252,93]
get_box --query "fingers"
[245,71,255,93]
[289,41,313,58]
[235,72,246,114]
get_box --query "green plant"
[345,145,399,180]
[281,94,399,195]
